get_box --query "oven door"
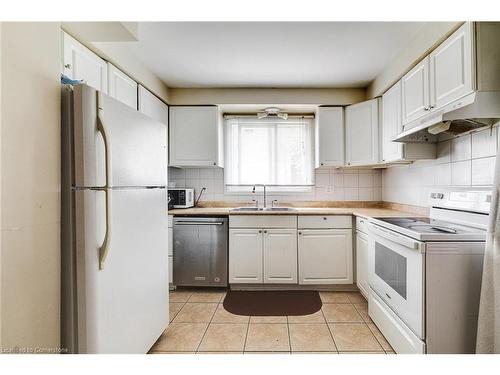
[368,223,425,339]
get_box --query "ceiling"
[102,22,426,88]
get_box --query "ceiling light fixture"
[257,107,288,120]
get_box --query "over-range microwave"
[168,188,195,209]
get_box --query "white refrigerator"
[61,84,169,353]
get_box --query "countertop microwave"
[168,188,195,209]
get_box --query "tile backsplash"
[382,125,498,207]
[168,167,383,203]
[168,125,498,207]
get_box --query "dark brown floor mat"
[223,290,322,316]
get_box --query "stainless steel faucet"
[252,184,267,208]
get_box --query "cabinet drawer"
[356,216,369,234]
[298,215,351,229]
[229,215,297,229]
[369,289,425,354]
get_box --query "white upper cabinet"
[107,63,138,109]
[401,56,430,126]
[138,85,169,125]
[382,81,404,163]
[345,98,380,166]
[169,106,221,167]
[430,22,474,110]
[382,81,436,162]
[401,22,475,128]
[62,31,108,93]
[316,107,344,167]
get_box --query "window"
[225,117,314,192]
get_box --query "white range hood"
[393,90,500,143]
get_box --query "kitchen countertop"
[168,206,425,219]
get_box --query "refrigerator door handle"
[97,93,113,270]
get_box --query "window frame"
[224,116,316,193]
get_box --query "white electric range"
[367,189,491,354]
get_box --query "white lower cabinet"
[229,229,264,283]
[263,229,298,284]
[356,229,369,298]
[298,229,353,284]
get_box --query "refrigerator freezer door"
[73,188,168,353]
[73,84,167,188]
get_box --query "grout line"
[363,322,385,353]
[286,316,291,353]
[194,301,219,353]
[242,314,250,353]
[366,321,390,354]
[321,306,339,353]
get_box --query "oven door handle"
[369,223,423,252]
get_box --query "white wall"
[169,167,382,203]
[168,87,366,106]
[0,22,61,352]
[367,22,462,98]
[383,126,498,207]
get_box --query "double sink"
[230,207,297,212]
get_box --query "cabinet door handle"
[258,230,262,233]
[429,105,435,109]
[298,232,302,235]
[64,63,71,69]
[263,230,267,234]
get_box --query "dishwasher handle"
[174,221,224,226]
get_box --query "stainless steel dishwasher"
[173,216,228,287]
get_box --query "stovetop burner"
[373,217,482,236]
[407,225,458,234]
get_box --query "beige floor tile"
[244,352,290,354]
[353,303,373,323]
[169,290,194,303]
[288,310,325,323]
[173,302,218,323]
[329,323,384,352]
[149,351,196,354]
[212,304,250,323]
[291,352,338,354]
[150,323,207,352]
[250,316,287,323]
[347,292,367,304]
[245,324,290,352]
[339,351,386,354]
[322,303,364,323]
[289,323,337,352]
[188,291,226,303]
[367,323,393,351]
[197,352,243,354]
[198,323,248,352]
[319,292,351,303]
[169,303,185,322]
